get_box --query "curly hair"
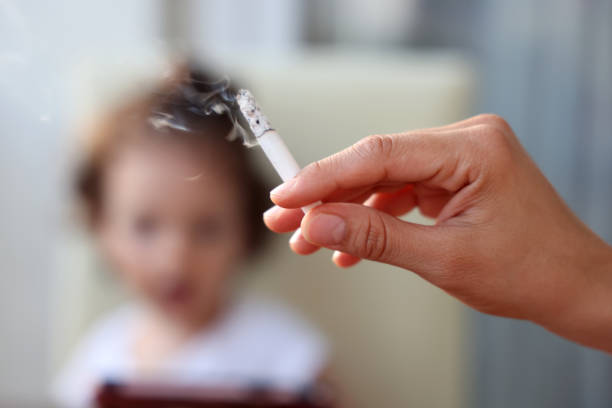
[74,64,271,256]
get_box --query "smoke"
[148,73,258,147]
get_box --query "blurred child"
[52,67,328,408]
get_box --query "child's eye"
[132,215,158,239]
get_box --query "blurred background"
[1,0,611,406]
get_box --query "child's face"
[98,139,247,325]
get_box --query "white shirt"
[52,297,328,408]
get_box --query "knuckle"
[470,123,512,157]
[311,159,325,173]
[356,212,389,260]
[476,113,513,135]
[303,158,326,177]
[354,134,395,159]
[488,125,510,148]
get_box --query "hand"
[264,114,612,352]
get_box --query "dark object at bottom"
[95,380,335,408]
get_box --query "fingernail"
[305,213,346,245]
[289,228,302,245]
[270,178,297,198]
[263,205,281,219]
[332,250,343,261]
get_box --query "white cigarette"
[236,89,320,213]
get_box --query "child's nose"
[155,231,192,276]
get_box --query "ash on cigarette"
[235,89,273,139]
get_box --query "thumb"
[301,203,447,273]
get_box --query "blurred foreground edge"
[95,380,336,408]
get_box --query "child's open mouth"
[159,281,194,309]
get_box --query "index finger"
[270,128,473,209]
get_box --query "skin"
[264,114,612,353]
[97,139,247,369]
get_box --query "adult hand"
[263,114,612,352]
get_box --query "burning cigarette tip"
[235,89,273,139]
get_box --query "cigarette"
[236,89,320,213]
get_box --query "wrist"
[537,237,612,352]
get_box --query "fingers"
[263,206,304,233]
[264,186,417,236]
[265,115,513,270]
[332,251,361,268]
[300,202,446,273]
[330,186,420,267]
[289,228,320,255]
[270,114,512,210]
[417,113,513,136]
[265,185,422,263]
[263,207,321,255]
[363,185,418,216]
[270,129,471,209]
